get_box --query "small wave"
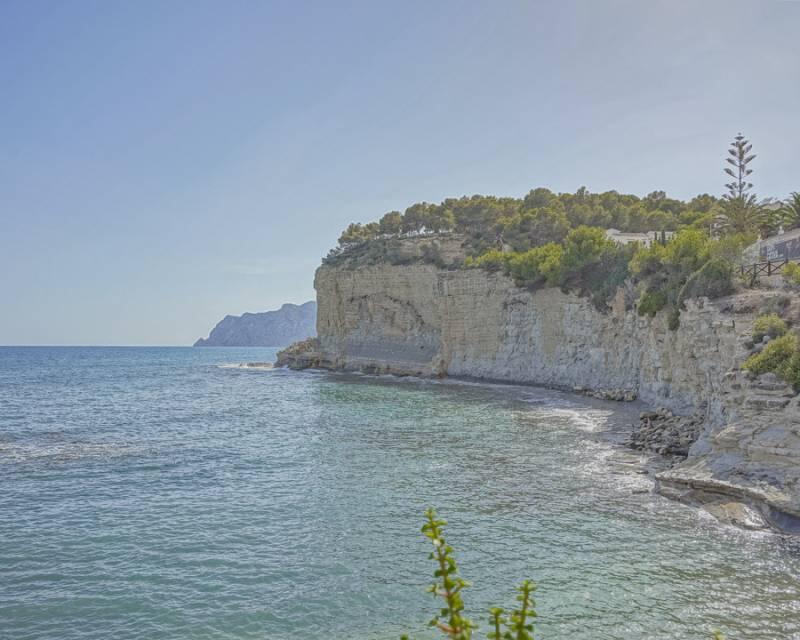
[0,441,144,463]
[218,362,274,370]
[526,406,613,433]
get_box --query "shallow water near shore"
[1,346,799,639]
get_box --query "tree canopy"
[331,186,731,256]
[324,134,794,331]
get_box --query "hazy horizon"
[2,0,799,345]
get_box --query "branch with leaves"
[401,508,725,640]
[422,507,475,639]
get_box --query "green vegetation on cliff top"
[324,135,795,327]
[328,186,722,260]
[328,136,792,267]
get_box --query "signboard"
[760,232,800,261]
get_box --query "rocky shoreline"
[277,348,800,534]
[276,258,800,535]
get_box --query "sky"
[1,0,799,345]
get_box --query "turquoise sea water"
[1,346,799,640]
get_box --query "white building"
[605,229,675,247]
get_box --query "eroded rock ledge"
[279,261,800,533]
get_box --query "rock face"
[194,301,316,347]
[658,370,800,532]
[287,259,800,531]
[313,264,744,416]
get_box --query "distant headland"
[194,301,316,347]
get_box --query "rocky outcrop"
[658,371,800,531]
[276,338,323,368]
[285,259,800,531]
[628,409,704,457]
[195,301,316,347]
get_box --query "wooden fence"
[739,257,800,279]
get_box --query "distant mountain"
[194,301,316,347]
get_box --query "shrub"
[379,211,404,235]
[784,351,800,390]
[557,226,616,284]
[469,249,510,272]
[752,313,787,343]
[710,231,757,263]
[637,290,668,317]
[470,244,565,289]
[758,295,791,318]
[629,241,667,278]
[547,226,638,309]
[633,230,738,329]
[506,243,563,288]
[743,332,800,389]
[630,229,712,288]
[583,243,635,309]
[498,206,570,251]
[783,261,800,285]
[743,333,795,374]
[663,228,711,274]
[678,258,735,302]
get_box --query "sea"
[1,346,799,639]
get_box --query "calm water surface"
[1,347,799,639]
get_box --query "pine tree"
[724,133,756,201]
[717,133,765,235]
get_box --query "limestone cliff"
[283,261,800,531]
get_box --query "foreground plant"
[421,508,476,639]
[401,508,725,640]
[401,508,535,640]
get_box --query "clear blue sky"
[1,0,798,345]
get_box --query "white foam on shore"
[534,406,613,433]
[217,362,274,370]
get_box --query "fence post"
[768,260,772,276]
